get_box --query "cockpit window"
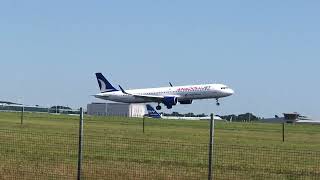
[221,87,228,90]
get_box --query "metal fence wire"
[0,111,320,180]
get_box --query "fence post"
[143,117,145,133]
[77,107,84,180]
[208,113,215,180]
[282,122,285,142]
[21,105,24,125]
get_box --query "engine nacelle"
[179,100,193,104]
[162,96,178,108]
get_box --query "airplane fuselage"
[95,84,234,103]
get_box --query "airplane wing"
[118,85,179,101]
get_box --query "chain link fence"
[0,111,320,179]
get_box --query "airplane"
[94,73,234,110]
[146,104,223,120]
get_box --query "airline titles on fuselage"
[177,86,211,92]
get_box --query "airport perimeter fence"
[0,111,320,179]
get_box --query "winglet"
[169,82,173,87]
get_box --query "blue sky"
[1,1,319,118]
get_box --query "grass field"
[0,112,320,179]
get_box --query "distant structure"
[283,113,300,123]
[87,103,146,118]
[261,112,320,124]
[0,103,48,113]
[0,103,80,115]
[0,101,22,105]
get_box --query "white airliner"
[94,73,234,110]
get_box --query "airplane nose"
[227,89,235,96]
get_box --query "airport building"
[87,103,146,117]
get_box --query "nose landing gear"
[216,98,220,106]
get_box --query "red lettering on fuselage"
[177,86,211,92]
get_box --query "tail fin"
[146,104,161,118]
[95,73,118,93]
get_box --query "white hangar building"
[87,103,146,118]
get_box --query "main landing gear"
[216,98,220,106]
[156,103,162,110]
[156,104,172,110]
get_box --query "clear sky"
[1,1,319,118]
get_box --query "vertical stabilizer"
[95,73,118,93]
[146,104,161,118]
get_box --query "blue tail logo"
[95,73,118,93]
[146,104,161,118]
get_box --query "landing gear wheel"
[156,105,162,110]
[216,99,220,106]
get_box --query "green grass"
[0,112,320,179]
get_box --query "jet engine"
[162,96,178,109]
